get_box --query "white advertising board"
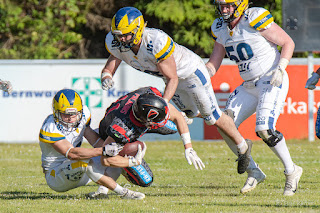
[0,60,165,143]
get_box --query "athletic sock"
[237,139,248,154]
[113,184,126,195]
[269,137,294,174]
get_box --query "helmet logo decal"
[147,109,159,120]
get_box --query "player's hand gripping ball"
[119,140,145,157]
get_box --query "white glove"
[0,80,12,94]
[305,72,320,90]
[101,78,114,90]
[128,144,147,167]
[270,66,284,87]
[184,148,205,170]
[102,142,123,157]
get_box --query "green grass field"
[0,139,319,212]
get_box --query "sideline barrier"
[205,64,320,140]
[0,59,319,142]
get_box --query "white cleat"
[240,167,266,194]
[181,112,193,125]
[86,191,109,199]
[283,165,303,196]
[120,188,145,200]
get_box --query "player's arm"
[156,55,179,103]
[51,138,103,161]
[206,41,226,77]
[260,23,295,63]
[168,103,192,149]
[260,23,295,87]
[101,54,122,90]
[168,103,205,170]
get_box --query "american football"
[119,140,145,157]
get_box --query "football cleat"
[283,164,303,196]
[236,139,252,174]
[86,191,109,199]
[120,188,145,200]
[240,167,266,194]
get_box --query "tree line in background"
[0,0,302,59]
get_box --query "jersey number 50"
[225,42,253,63]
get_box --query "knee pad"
[85,159,105,183]
[122,159,153,187]
[256,129,283,147]
[224,109,235,121]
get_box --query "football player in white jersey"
[206,0,302,196]
[101,6,253,175]
[39,89,146,200]
[0,79,12,94]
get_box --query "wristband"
[181,132,191,145]
[278,58,289,70]
[65,147,72,158]
[101,72,112,79]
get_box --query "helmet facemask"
[54,108,82,130]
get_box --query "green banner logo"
[72,77,102,108]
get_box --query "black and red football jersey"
[99,87,162,144]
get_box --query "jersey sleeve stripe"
[211,31,217,41]
[105,42,111,54]
[155,37,175,61]
[250,11,273,30]
[86,115,91,126]
[39,129,65,143]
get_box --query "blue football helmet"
[111,7,145,51]
[52,89,83,129]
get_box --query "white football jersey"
[39,106,91,171]
[105,27,202,79]
[211,7,281,81]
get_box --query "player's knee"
[256,129,283,147]
[85,159,104,183]
[223,109,235,121]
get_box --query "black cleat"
[236,139,252,174]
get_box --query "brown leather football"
[119,140,144,157]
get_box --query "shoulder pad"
[210,17,224,41]
[148,29,175,62]
[82,105,91,126]
[248,7,274,31]
[105,32,119,54]
[39,115,65,143]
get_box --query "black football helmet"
[132,93,169,129]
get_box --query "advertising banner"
[0,60,165,142]
[205,65,320,140]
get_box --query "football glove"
[0,80,12,94]
[102,142,123,157]
[305,72,320,90]
[184,148,205,170]
[128,144,147,167]
[270,66,284,87]
[101,78,114,90]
